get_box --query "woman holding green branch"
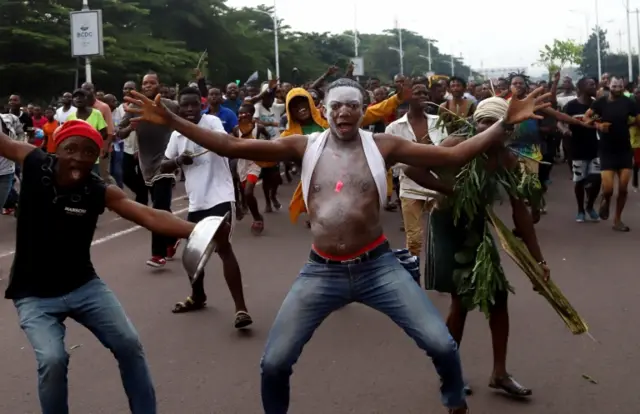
[404,97,550,398]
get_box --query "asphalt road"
[1,170,639,414]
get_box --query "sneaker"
[146,256,166,268]
[586,209,600,221]
[166,240,181,261]
[2,208,15,216]
[576,212,586,223]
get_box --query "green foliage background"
[0,0,475,101]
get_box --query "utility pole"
[595,0,602,79]
[630,8,640,81]
[626,0,633,80]
[617,29,625,53]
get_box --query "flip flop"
[234,311,253,329]
[489,374,532,397]
[172,296,206,314]
[613,222,630,232]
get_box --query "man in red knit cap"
[0,119,198,414]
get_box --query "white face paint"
[324,86,364,140]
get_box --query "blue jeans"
[260,251,466,412]
[110,149,124,188]
[0,173,13,208]
[14,278,156,414]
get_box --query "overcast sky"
[228,0,638,75]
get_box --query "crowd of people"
[0,62,638,414]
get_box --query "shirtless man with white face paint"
[125,78,551,414]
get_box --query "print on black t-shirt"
[590,96,639,155]
[563,99,599,161]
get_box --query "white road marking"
[0,206,190,260]
[0,169,291,260]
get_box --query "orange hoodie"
[281,88,402,223]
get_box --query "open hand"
[596,122,611,133]
[504,86,552,125]
[125,91,172,126]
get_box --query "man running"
[586,76,639,231]
[0,119,197,414]
[120,72,181,266]
[127,78,550,414]
[161,87,252,328]
[561,77,601,222]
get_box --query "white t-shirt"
[254,102,285,139]
[165,115,235,212]
[55,106,76,124]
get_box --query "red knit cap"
[53,120,103,149]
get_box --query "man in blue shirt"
[221,82,243,114]
[202,87,238,134]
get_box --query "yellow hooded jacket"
[281,87,402,223]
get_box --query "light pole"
[388,17,404,75]
[254,2,280,80]
[418,54,432,72]
[572,5,603,79]
[82,0,92,83]
[419,39,433,71]
[634,9,640,76]
[626,0,634,80]
[596,0,602,79]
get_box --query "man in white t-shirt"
[55,92,76,124]
[161,86,252,330]
[386,83,447,258]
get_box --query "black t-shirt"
[16,111,32,131]
[367,120,386,133]
[590,96,639,154]
[564,99,599,161]
[5,149,107,300]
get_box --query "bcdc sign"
[70,10,104,57]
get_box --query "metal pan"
[182,212,229,284]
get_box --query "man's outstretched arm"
[125,91,307,163]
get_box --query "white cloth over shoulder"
[300,129,387,209]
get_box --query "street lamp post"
[254,2,280,80]
[418,54,432,72]
[595,0,602,79]
[82,0,92,83]
[626,0,633,80]
[571,4,603,79]
[388,17,404,75]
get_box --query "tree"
[579,27,640,80]
[580,27,609,77]
[538,39,583,76]
[0,0,478,103]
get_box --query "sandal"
[234,311,253,329]
[489,374,532,397]
[172,296,206,314]
[251,221,264,235]
[613,222,630,232]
